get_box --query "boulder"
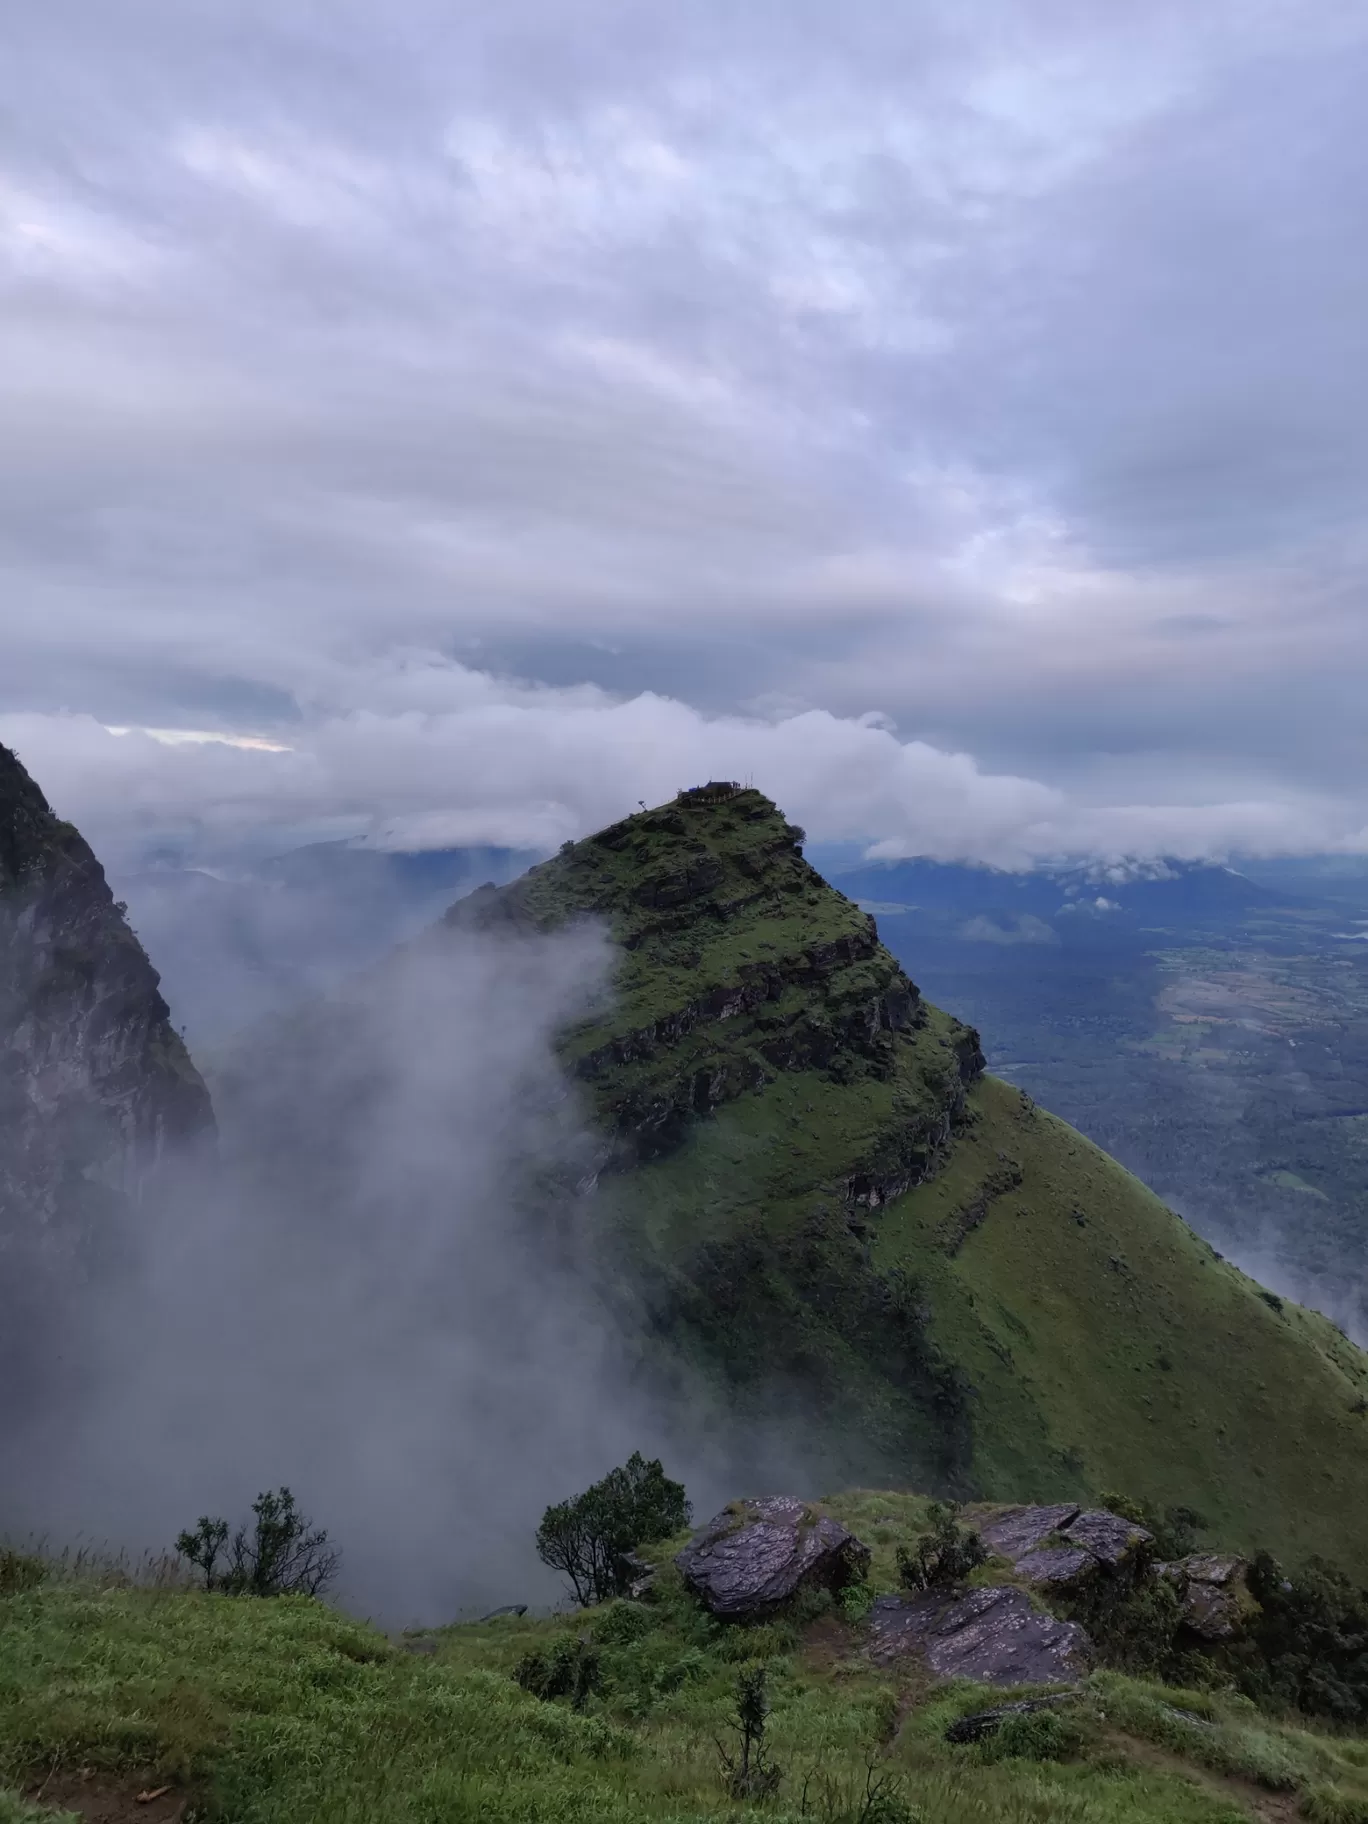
[977,1504,1081,1563]
[675,1497,870,1618]
[945,1693,1078,1744]
[617,1551,657,1602]
[1014,1546,1096,1588]
[976,1503,1151,1589]
[1063,1509,1152,1567]
[868,1585,1090,1686]
[1168,1553,1251,1640]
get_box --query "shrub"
[978,1707,1084,1764]
[839,1581,874,1623]
[514,1635,603,1710]
[1063,1566,1185,1676]
[175,1487,338,1597]
[717,1663,782,1802]
[1097,1490,1207,1559]
[895,1503,985,1592]
[1240,1552,1368,1724]
[798,1759,917,1823]
[0,1548,46,1596]
[592,1599,657,1647]
[535,1453,690,1607]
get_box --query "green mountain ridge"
[457,786,1368,1573]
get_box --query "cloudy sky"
[4,0,1368,867]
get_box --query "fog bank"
[2,916,798,1624]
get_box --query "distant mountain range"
[821,855,1284,946]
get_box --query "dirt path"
[1101,1728,1302,1824]
[25,1771,195,1823]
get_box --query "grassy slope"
[7,1557,1368,1824]
[482,790,1368,1575]
[875,1077,1368,1560]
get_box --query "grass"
[875,1076,1368,1569]
[9,1545,1368,1824]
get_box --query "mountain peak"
[448,786,984,1169]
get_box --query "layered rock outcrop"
[979,1504,1153,1589]
[869,1585,1090,1686]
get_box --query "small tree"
[176,1488,338,1597]
[535,1452,690,1607]
[717,1664,783,1802]
[896,1501,986,1593]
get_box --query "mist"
[1,912,795,1625]
[107,844,535,1051]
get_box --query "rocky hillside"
[457,787,1368,1575]
[0,742,213,1257]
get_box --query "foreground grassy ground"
[7,1519,1368,1824]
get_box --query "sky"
[4,0,1368,868]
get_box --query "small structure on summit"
[677,780,745,806]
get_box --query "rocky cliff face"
[0,743,213,1255]
[448,788,984,1182]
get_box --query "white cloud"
[4,0,1368,850]
[6,671,1366,873]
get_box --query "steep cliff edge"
[0,742,213,1253]
[454,788,1368,1575]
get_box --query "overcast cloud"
[4,0,1368,865]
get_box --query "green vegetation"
[10,1529,1368,1823]
[894,1503,987,1593]
[176,1488,338,1598]
[476,790,1368,1575]
[535,1453,691,1606]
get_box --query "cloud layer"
[6,694,1365,874]
[4,1,1368,860]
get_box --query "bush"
[978,1707,1084,1763]
[0,1549,46,1596]
[535,1453,690,1607]
[592,1600,658,1647]
[1062,1566,1185,1677]
[1097,1490,1207,1559]
[1240,1552,1368,1724]
[175,1487,338,1597]
[896,1503,986,1592]
[514,1635,603,1710]
[838,1581,874,1623]
[798,1760,918,1823]
[717,1664,782,1802]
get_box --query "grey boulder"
[1014,1546,1097,1588]
[977,1503,1152,1590]
[978,1504,1081,1563]
[1064,1509,1153,1568]
[868,1585,1089,1686]
[676,1496,870,1618]
[1163,1554,1251,1640]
